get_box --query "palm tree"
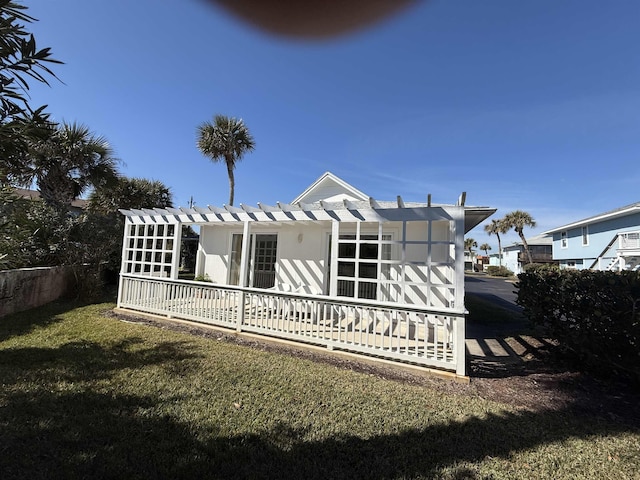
[464,237,477,256]
[197,115,255,206]
[503,210,537,265]
[479,243,491,256]
[484,218,509,266]
[24,122,119,211]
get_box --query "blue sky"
[25,0,640,250]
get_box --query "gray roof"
[543,201,640,234]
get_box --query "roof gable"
[291,172,369,204]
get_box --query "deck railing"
[118,274,466,375]
[619,231,640,250]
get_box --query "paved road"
[465,274,521,313]
[464,274,532,365]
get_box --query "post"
[455,313,466,376]
[117,218,133,308]
[453,205,466,376]
[237,220,251,331]
[330,221,339,297]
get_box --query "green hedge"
[516,270,640,385]
[486,266,514,277]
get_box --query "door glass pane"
[229,234,243,286]
[252,234,277,288]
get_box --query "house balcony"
[517,252,553,263]
[618,231,640,255]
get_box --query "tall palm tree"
[503,210,537,265]
[484,218,509,266]
[197,115,255,206]
[464,237,477,256]
[24,122,119,211]
[479,243,491,256]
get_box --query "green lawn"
[0,299,638,479]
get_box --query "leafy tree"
[197,115,255,206]
[0,1,61,120]
[0,1,61,184]
[464,237,477,256]
[20,122,120,211]
[0,187,71,269]
[87,177,173,214]
[503,210,537,264]
[484,218,508,266]
[479,243,491,256]
[87,176,174,279]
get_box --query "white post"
[170,221,182,280]
[330,221,339,297]
[453,206,466,376]
[237,220,251,331]
[117,218,133,308]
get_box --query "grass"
[1,299,639,479]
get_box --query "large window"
[335,233,392,300]
[330,219,457,308]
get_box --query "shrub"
[486,266,513,277]
[522,263,559,273]
[517,269,640,385]
[194,274,212,282]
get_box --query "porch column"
[237,220,251,330]
[169,222,182,280]
[116,217,133,308]
[330,220,339,296]
[453,206,466,377]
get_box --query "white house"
[543,202,640,271]
[116,172,496,377]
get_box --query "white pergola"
[117,195,495,377]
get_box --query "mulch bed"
[105,309,640,428]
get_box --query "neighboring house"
[14,188,88,214]
[543,202,640,271]
[116,172,496,377]
[501,234,554,274]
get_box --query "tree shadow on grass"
[1,304,637,479]
[0,294,117,343]
[0,387,637,480]
[0,337,204,386]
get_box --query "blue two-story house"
[543,202,640,271]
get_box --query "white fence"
[118,275,466,375]
[619,231,640,250]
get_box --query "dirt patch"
[104,309,640,428]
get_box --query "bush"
[486,266,513,277]
[522,263,559,273]
[517,269,640,385]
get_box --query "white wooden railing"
[118,274,466,375]
[619,231,640,250]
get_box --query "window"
[335,233,391,300]
[567,261,576,269]
[561,231,568,248]
[581,226,589,246]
